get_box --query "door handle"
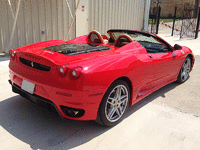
[149,55,153,58]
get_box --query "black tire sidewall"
[98,80,130,126]
[177,56,191,83]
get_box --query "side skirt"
[130,78,177,106]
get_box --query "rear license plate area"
[21,79,35,94]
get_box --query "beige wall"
[88,0,145,35]
[0,0,145,53]
[0,0,76,53]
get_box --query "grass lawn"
[149,18,181,24]
[160,19,174,23]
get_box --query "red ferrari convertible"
[9,29,195,126]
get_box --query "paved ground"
[153,25,200,117]
[158,22,200,56]
[0,27,200,150]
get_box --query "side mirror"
[174,44,182,50]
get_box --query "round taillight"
[9,49,15,60]
[58,65,68,77]
[70,67,82,80]
[72,70,77,76]
[59,67,65,73]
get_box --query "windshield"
[111,32,160,44]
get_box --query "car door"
[128,32,183,92]
[132,53,154,96]
[150,51,175,85]
[146,37,181,86]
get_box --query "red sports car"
[9,29,195,126]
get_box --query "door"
[132,53,154,97]
[144,37,182,86]
[151,52,175,85]
[138,35,181,86]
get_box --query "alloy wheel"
[105,85,128,122]
[181,58,191,82]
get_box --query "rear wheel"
[96,80,130,126]
[177,57,191,83]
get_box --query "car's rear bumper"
[9,70,105,121]
[10,81,62,115]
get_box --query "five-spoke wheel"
[177,56,191,83]
[97,80,130,126]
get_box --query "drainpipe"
[144,0,151,32]
[7,0,21,53]
[65,0,81,41]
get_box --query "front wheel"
[177,56,191,83]
[97,80,130,126]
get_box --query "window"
[134,35,169,53]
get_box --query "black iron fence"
[171,5,200,39]
[149,3,200,39]
[149,6,161,34]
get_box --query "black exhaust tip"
[60,106,85,118]
[8,80,12,85]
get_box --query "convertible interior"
[45,30,172,56]
[88,30,171,53]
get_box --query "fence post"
[151,17,153,33]
[180,5,186,39]
[156,6,161,34]
[195,7,200,39]
[171,6,177,36]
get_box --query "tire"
[177,56,191,83]
[96,80,130,126]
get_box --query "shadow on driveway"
[125,82,179,117]
[0,82,180,150]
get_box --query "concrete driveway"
[0,30,200,150]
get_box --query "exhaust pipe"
[60,106,85,118]
[67,109,79,117]
[8,80,12,85]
